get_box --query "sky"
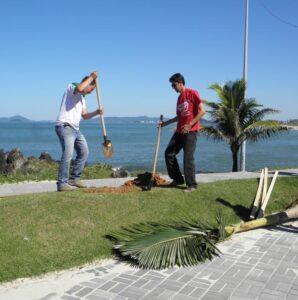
[1,0,297,121]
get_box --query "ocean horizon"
[0,120,297,173]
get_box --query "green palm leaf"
[107,220,222,269]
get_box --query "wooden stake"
[257,171,279,219]
[262,167,268,204]
[249,169,264,219]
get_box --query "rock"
[5,148,25,174]
[0,149,7,173]
[22,158,42,174]
[112,168,131,178]
[39,152,54,163]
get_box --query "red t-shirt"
[176,88,203,133]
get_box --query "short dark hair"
[169,73,185,85]
[81,76,96,86]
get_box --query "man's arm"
[75,71,98,94]
[82,108,103,120]
[160,116,178,127]
[182,102,206,133]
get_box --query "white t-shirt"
[56,84,86,130]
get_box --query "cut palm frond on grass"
[107,220,222,269]
[107,205,298,269]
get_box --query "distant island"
[281,119,298,126]
[2,115,296,127]
[0,115,213,126]
[0,115,32,122]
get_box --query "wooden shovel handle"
[95,77,107,137]
[152,115,163,175]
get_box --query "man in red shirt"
[161,73,206,193]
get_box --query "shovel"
[144,114,163,191]
[95,76,113,158]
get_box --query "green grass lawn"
[0,162,113,184]
[0,176,297,283]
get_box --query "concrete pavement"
[1,169,298,197]
[0,170,298,300]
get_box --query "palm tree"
[201,79,288,172]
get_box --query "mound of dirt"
[124,172,169,187]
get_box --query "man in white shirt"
[55,71,102,192]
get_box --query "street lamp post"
[240,0,249,172]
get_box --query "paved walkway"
[1,169,298,197]
[0,170,298,300]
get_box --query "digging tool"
[249,169,265,219]
[95,76,112,158]
[144,115,163,191]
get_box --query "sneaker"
[68,180,87,188]
[184,186,197,193]
[168,180,185,187]
[57,185,74,192]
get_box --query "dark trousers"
[165,131,197,187]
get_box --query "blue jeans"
[55,124,89,188]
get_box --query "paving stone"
[133,269,149,276]
[113,276,134,284]
[75,287,94,297]
[119,274,140,281]
[156,289,177,299]
[86,295,110,300]
[230,293,256,300]
[142,280,161,290]
[119,286,147,299]
[131,278,148,288]
[177,274,194,283]
[80,281,101,289]
[61,296,80,300]
[258,293,285,300]
[172,293,197,300]
[189,287,206,298]
[109,283,127,293]
[159,279,184,292]
[112,295,127,300]
[66,285,83,295]
[148,271,167,278]
[99,281,118,291]
[143,274,167,282]
[201,291,229,300]
[141,287,164,299]
[178,284,196,295]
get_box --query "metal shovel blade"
[102,139,113,158]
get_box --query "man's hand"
[98,108,103,115]
[90,71,98,80]
[182,123,192,134]
[158,121,165,128]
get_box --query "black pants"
[165,131,197,187]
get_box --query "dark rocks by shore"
[0,148,56,175]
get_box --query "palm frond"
[243,108,280,127]
[200,126,226,142]
[107,220,221,269]
[243,121,289,141]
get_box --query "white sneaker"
[184,187,197,193]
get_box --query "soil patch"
[84,186,141,194]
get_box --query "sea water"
[0,121,297,173]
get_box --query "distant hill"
[0,115,32,122]
[281,119,298,126]
[0,115,213,125]
[88,116,213,125]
